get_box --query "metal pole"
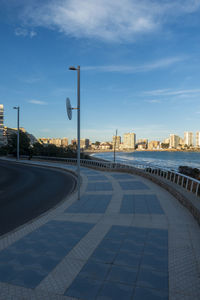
[77,66,80,200]
[17,107,20,160]
[114,129,117,163]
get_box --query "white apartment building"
[39,137,68,147]
[80,139,90,149]
[169,134,180,148]
[196,132,200,148]
[61,138,68,147]
[123,132,136,149]
[112,136,121,150]
[184,132,193,146]
[0,104,4,146]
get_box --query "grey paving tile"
[147,238,168,250]
[91,248,117,264]
[134,198,149,214]
[106,265,138,285]
[125,234,146,245]
[133,286,168,300]
[80,168,101,175]
[120,197,134,214]
[104,226,127,241]
[96,281,134,300]
[137,268,169,290]
[128,227,150,236]
[120,240,144,254]
[134,194,164,215]
[141,253,168,272]
[144,244,168,258]
[0,221,94,289]
[97,239,122,252]
[119,181,150,190]
[65,194,111,214]
[110,174,135,180]
[86,182,113,192]
[114,251,141,268]
[79,261,110,281]
[87,175,108,181]
[64,275,102,299]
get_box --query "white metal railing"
[145,166,200,197]
[21,155,200,197]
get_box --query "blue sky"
[1,0,200,143]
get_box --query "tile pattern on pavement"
[65,225,168,300]
[0,220,94,288]
[0,158,199,300]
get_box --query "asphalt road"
[0,160,76,236]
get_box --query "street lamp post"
[13,106,20,160]
[69,66,81,200]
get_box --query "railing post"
[196,183,199,196]
[181,176,184,187]
[173,173,176,183]
[186,178,189,190]
[190,180,194,192]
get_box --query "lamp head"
[69,66,77,71]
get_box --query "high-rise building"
[61,138,68,147]
[112,136,121,150]
[123,132,136,149]
[50,138,62,147]
[196,132,200,148]
[80,139,90,149]
[169,134,180,149]
[0,104,4,146]
[39,137,68,147]
[184,132,193,147]
[163,138,170,144]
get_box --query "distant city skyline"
[1,1,200,142]
[1,103,200,146]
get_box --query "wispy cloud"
[15,27,37,38]
[146,99,161,103]
[19,76,43,84]
[144,88,200,97]
[28,100,47,105]
[82,56,186,73]
[20,0,200,42]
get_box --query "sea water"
[91,151,200,171]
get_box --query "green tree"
[95,141,100,147]
[161,143,169,149]
[32,142,45,156]
[7,131,31,156]
[0,145,9,156]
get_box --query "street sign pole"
[77,66,80,200]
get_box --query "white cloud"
[30,30,37,38]
[28,100,47,105]
[20,0,200,42]
[146,99,161,103]
[15,27,37,38]
[20,76,43,84]
[83,56,186,73]
[144,88,200,97]
[15,27,28,36]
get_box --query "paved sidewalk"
[0,160,200,300]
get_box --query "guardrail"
[21,155,200,197]
[145,167,200,197]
